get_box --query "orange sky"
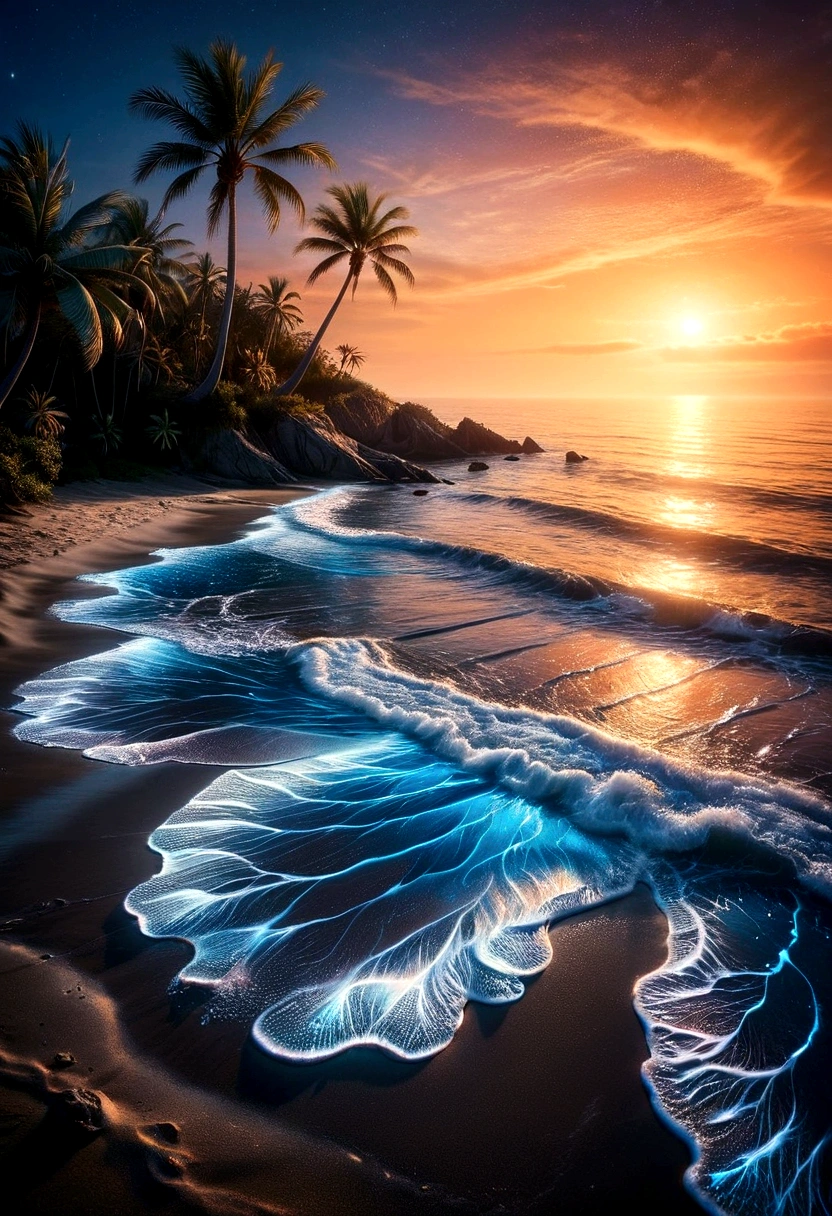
[226,11,832,401]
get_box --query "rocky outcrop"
[326,388,394,445]
[354,441,436,483]
[194,389,543,488]
[565,450,589,463]
[325,391,543,461]
[196,429,295,484]
[454,417,523,456]
[255,411,437,483]
[379,408,468,460]
[468,461,489,472]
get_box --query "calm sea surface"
[425,396,832,630]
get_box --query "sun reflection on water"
[666,395,711,480]
[658,395,718,531]
[643,553,701,597]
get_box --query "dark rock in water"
[504,454,520,461]
[565,449,589,463]
[195,429,295,485]
[521,436,544,454]
[468,461,489,472]
[455,416,522,456]
[442,479,455,485]
[413,489,429,496]
[50,1051,76,1070]
[51,1087,105,1133]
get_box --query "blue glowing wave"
[11,487,832,1215]
[640,872,831,1215]
[125,738,640,1060]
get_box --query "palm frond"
[135,141,210,182]
[205,178,230,237]
[294,236,346,256]
[372,260,399,305]
[160,165,208,212]
[59,243,140,272]
[53,272,103,367]
[128,87,214,144]
[252,166,305,228]
[252,142,337,171]
[370,249,416,288]
[244,83,328,149]
[305,251,348,285]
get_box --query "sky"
[4,0,832,400]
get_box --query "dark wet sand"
[0,488,700,1216]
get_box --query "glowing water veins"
[10,489,832,1216]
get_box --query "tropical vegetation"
[277,182,415,395]
[129,39,336,399]
[0,40,417,504]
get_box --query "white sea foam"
[289,635,832,892]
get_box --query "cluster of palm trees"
[0,38,417,463]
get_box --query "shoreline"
[0,477,700,1215]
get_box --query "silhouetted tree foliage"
[0,43,416,502]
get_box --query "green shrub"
[397,400,445,426]
[194,382,248,432]
[0,425,62,504]
[247,393,324,432]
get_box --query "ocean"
[11,396,832,1214]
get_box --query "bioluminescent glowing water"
[12,486,832,1215]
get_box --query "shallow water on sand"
[10,465,832,1215]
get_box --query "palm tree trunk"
[188,188,237,402]
[275,269,354,396]
[0,307,41,409]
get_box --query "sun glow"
[679,314,705,340]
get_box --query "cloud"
[385,7,832,209]
[662,321,832,362]
[509,340,642,355]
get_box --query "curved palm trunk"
[275,269,354,396]
[188,188,237,402]
[0,307,41,409]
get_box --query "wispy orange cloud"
[662,322,832,362]
[386,23,832,209]
[508,340,642,355]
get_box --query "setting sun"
[679,314,705,340]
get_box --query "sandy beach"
[0,478,702,1216]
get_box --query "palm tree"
[107,196,193,321]
[253,275,302,352]
[185,251,225,371]
[129,39,336,401]
[239,345,277,393]
[335,343,365,376]
[276,182,416,396]
[21,386,69,438]
[0,124,153,409]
